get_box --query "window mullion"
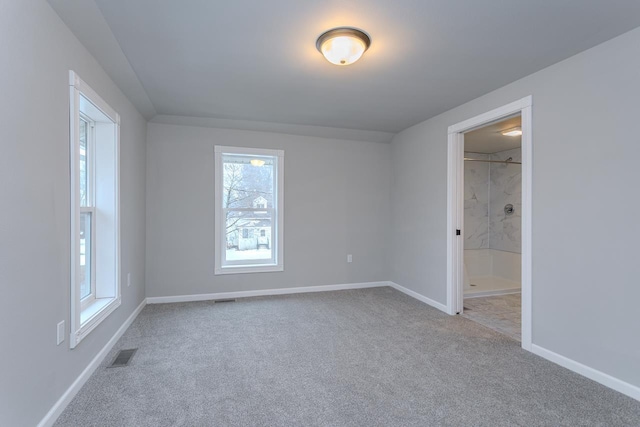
[269,207,276,264]
[81,116,95,303]
[90,205,96,300]
[89,118,96,208]
[79,206,96,309]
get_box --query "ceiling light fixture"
[250,159,265,167]
[316,27,371,66]
[501,127,523,137]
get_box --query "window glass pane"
[79,118,88,207]
[225,211,272,262]
[79,211,92,299]
[222,154,274,209]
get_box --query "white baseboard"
[531,344,640,402]
[38,298,147,427]
[35,285,639,427]
[146,281,389,304]
[388,281,449,313]
[390,283,640,402]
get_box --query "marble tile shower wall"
[464,153,490,249]
[489,148,521,253]
[464,148,521,254]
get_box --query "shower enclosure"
[464,148,522,297]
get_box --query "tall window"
[214,146,284,274]
[69,71,120,348]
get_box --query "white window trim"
[79,206,97,311]
[79,113,96,310]
[69,70,121,348]
[214,145,284,275]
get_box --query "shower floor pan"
[465,276,521,298]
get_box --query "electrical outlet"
[127,272,131,287]
[347,254,352,263]
[57,321,65,345]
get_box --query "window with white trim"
[214,146,284,274]
[69,71,121,348]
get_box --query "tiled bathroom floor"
[462,293,521,341]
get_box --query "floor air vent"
[214,299,236,303]
[109,349,137,368]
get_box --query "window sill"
[215,264,283,275]
[72,296,121,347]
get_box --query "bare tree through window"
[222,155,274,262]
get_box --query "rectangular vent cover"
[214,299,236,303]
[109,349,137,368]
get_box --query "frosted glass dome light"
[316,27,371,66]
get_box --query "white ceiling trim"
[49,0,640,133]
[150,115,395,144]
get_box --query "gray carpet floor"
[55,287,640,426]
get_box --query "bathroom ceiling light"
[501,127,522,137]
[316,27,371,66]
[250,159,265,167]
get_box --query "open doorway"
[461,115,522,341]
[446,96,532,350]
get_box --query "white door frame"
[446,95,533,351]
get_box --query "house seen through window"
[214,146,284,274]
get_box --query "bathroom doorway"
[461,115,522,341]
[446,96,532,350]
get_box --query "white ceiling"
[50,0,640,135]
[465,116,521,154]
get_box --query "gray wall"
[146,123,390,297]
[3,3,638,423]
[391,27,640,388]
[0,2,147,426]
